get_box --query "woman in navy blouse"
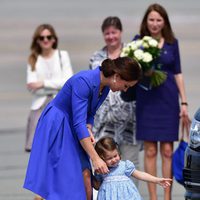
[134,4,189,200]
[23,57,141,200]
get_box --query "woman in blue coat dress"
[135,4,189,200]
[23,57,142,200]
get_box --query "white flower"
[128,41,137,51]
[135,40,143,48]
[121,36,165,87]
[143,36,152,41]
[142,52,153,63]
[120,51,128,57]
[120,46,130,57]
[142,41,149,48]
[134,49,144,61]
[148,38,158,47]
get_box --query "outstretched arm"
[132,169,172,188]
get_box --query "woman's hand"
[80,137,109,175]
[181,114,191,138]
[180,105,191,138]
[27,81,44,91]
[92,157,109,174]
[180,104,188,118]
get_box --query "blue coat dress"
[23,67,109,200]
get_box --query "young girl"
[94,137,172,200]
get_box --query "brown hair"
[101,16,122,32]
[140,3,175,43]
[101,57,142,81]
[95,137,119,159]
[28,24,58,71]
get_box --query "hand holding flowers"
[121,36,167,89]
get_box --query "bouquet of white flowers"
[121,36,167,89]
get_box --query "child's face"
[103,149,120,167]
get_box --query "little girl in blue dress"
[94,137,172,200]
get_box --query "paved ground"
[0,0,200,199]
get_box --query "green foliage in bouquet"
[121,36,167,88]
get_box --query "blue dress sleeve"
[132,34,141,41]
[71,77,92,140]
[173,39,182,74]
[125,160,136,177]
[87,113,94,126]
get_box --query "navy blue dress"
[23,67,109,199]
[136,38,181,142]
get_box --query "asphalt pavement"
[0,0,200,199]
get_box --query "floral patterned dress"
[95,160,142,200]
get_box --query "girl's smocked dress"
[96,160,142,200]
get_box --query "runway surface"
[0,0,199,199]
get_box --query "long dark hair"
[28,24,58,71]
[140,3,175,43]
[101,57,142,81]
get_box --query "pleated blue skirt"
[24,103,87,199]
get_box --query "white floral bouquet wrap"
[121,36,167,89]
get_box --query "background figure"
[135,4,189,200]
[93,137,172,200]
[23,57,142,200]
[25,24,73,152]
[89,16,141,186]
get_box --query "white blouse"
[27,49,73,110]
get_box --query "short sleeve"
[124,160,136,177]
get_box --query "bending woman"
[23,57,142,200]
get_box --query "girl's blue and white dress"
[96,160,142,200]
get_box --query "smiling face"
[103,25,122,49]
[103,149,120,168]
[109,74,138,92]
[147,10,165,37]
[37,29,55,51]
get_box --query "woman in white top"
[25,24,73,155]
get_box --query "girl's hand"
[92,157,109,174]
[27,81,44,91]
[157,178,172,188]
